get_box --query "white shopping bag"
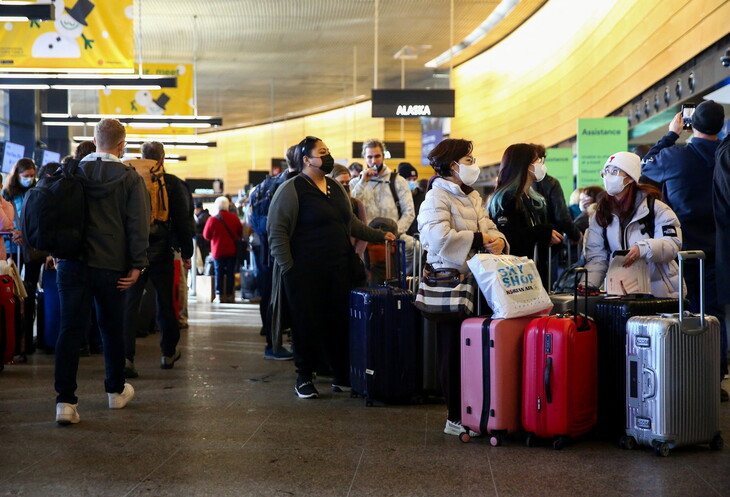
[467,253,553,319]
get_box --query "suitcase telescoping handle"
[384,238,407,289]
[0,230,21,261]
[573,267,591,331]
[677,250,705,328]
[411,233,422,294]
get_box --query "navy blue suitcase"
[37,269,61,352]
[592,295,682,439]
[349,240,417,405]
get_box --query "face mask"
[374,164,384,173]
[342,184,350,194]
[408,180,417,191]
[314,154,335,174]
[456,162,480,186]
[19,177,33,188]
[531,162,547,182]
[603,175,628,196]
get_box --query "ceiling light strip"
[424,0,521,68]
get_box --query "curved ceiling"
[136,0,545,129]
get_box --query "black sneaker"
[294,378,319,399]
[161,349,181,369]
[331,378,351,393]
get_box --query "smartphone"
[681,103,696,130]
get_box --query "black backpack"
[21,159,86,259]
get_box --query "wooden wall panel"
[451,0,729,165]
[165,101,385,192]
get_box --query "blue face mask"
[20,177,34,188]
[408,180,417,191]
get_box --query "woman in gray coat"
[268,136,394,399]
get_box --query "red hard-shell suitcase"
[460,316,534,445]
[0,275,17,368]
[522,269,597,449]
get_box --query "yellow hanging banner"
[0,0,134,71]
[99,63,193,116]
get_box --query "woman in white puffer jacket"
[584,151,683,297]
[417,138,507,439]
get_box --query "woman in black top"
[268,136,394,399]
[487,143,563,287]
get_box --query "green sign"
[576,117,628,189]
[545,148,574,204]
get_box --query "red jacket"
[202,210,243,259]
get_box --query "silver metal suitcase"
[622,251,723,456]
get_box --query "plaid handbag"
[414,264,476,322]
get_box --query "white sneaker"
[444,419,480,437]
[55,402,80,425]
[108,383,135,409]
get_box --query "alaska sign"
[372,89,455,118]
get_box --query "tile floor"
[1,298,728,497]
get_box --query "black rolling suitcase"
[592,294,681,439]
[349,239,417,405]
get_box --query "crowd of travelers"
[3,99,728,431]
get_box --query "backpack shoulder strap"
[389,172,402,217]
[215,214,238,243]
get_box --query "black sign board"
[271,157,287,177]
[352,141,406,159]
[371,89,455,118]
[248,170,269,187]
[186,178,224,195]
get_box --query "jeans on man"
[55,260,126,404]
[124,260,180,360]
[213,256,237,296]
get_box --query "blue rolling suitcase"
[37,268,60,352]
[349,240,417,405]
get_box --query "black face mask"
[316,154,335,174]
[343,184,350,194]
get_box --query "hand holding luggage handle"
[676,250,705,330]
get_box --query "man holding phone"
[349,139,415,236]
[641,100,728,400]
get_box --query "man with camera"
[349,139,415,236]
[641,100,727,401]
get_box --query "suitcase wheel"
[619,436,636,451]
[489,434,502,447]
[552,436,567,451]
[525,433,536,448]
[653,442,670,457]
[459,432,471,444]
[710,435,724,451]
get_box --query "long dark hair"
[294,136,321,170]
[427,138,473,177]
[488,143,544,218]
[595,182,661,228]
[3,158,36,199]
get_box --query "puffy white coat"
[584,192,683,297]
[418,177,507,274]
[349,165,415,235]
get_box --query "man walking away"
[55,118,150,425]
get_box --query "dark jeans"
[252,240,274,348]
[213,256,237,296]
[684,259,728,377]
[282,263,350,384]
[55,260,126,404]
[124,260,180,360]
[435,320,462,422]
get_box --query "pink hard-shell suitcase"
[460,316,534,445]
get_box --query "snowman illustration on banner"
[31,0,95,59]
[131,92,170,115]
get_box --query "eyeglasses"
[600,167,624,178]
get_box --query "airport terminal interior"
[1,0,730,495]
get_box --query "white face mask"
[531,162,547,182]
[456,162,480,186]
[603,175,628,196]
